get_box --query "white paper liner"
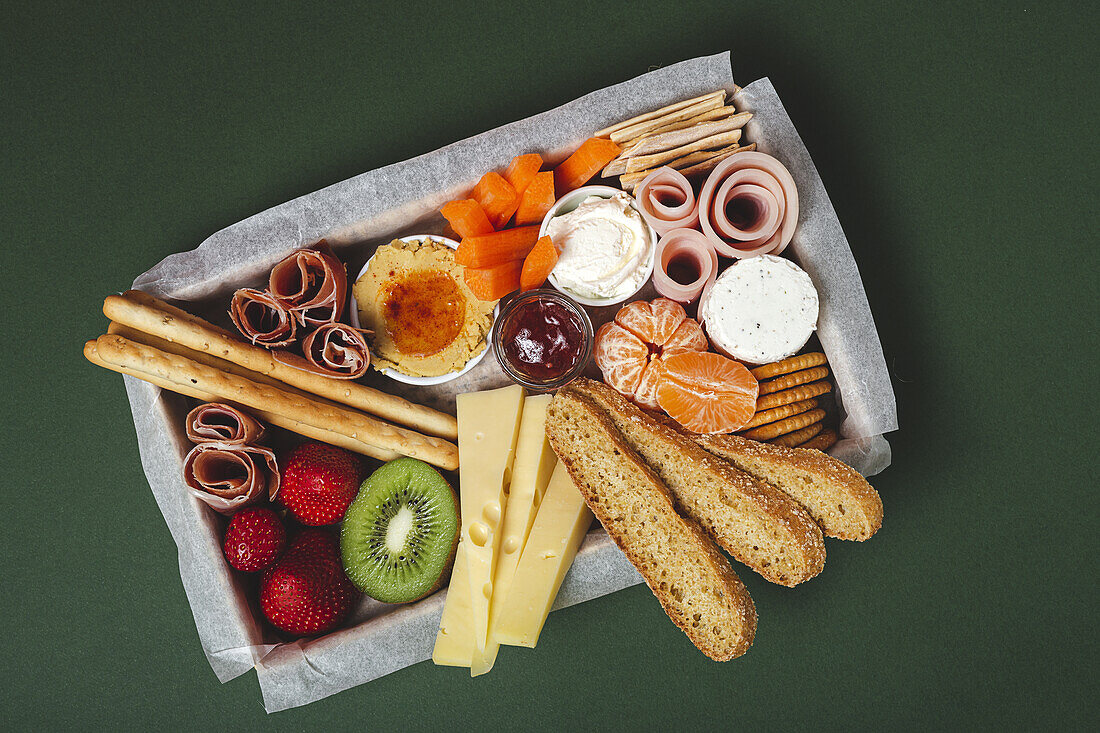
[115,52,897,713]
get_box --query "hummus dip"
[354,238,494,377]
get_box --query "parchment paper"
[118,52,897,713]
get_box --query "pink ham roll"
[185,403,266,444]
[268,241,348,327]
[697,152,799,258]
[229,288,297,348]
[651,228,719,304]
[634,167,700,235]
[274,322,371,380]
[182,442,280,515]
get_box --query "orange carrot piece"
[464,260,523,301]
[520,236,559,292]
[441,199,495,238]
[554,137,622,193]
[504,153,544,197]
[473,172,520,229]
[455,226,541,268]
[515,171,556,225]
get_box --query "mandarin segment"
[633,356,666,410]
[594,321,648,397]
[663,318,709,355]
[657,351,759,434]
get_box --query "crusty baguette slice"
[569,379,825,587]
[545,389,756,660]
[693,434,883,541]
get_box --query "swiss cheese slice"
[432,542,475,667]
[472,394,557,676]
[456,385,525,656]
[493,461,593,648]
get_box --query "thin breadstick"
[770,422,824,447]
[603,114,752,177]
[625,129,742,173]
[741,409,826,441]
[755,380,832,411]
[758,366,831,395]
[107,321,343,409]
[103,291,457,441]
[751,353,828,380]
[594,90,724,138]
[678,143,756,178]
[741,398,818,431]
[93,334,458,470]
[84,339,401,462]
[610,95,726,144]
[621,105,740,146]
[796,428,839,452]
[619,143,745,190]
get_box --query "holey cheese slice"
[456,385,525,658]
[494,461,593,648]
[472,394,557,675]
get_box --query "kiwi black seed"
[340,457,459,604]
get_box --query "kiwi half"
[340,457,459,604]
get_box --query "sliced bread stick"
[568,379,825,587]
[545,389,756,660]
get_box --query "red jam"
[500,297,585,383]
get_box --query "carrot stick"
[473,172,520,228]
[441,199,495,238]
[455,226,541,268]
[464,260,523,301]
[554,138,622,193]
[504,153,544,197]
[520,236,559,292]
[515,171,556,225]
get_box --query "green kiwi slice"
[340,457,459,604]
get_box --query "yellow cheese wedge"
[432,542,475,667]
[493,461,593,648]
[472,394,556,676]
[456,385,525,656]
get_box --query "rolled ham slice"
[652,228,719,304]
[229,288,297,348]
[634,167,700,235]
[182,442,280,515]
[273,322,371,380]
[185,402,266,445]
[268,242,348,327]
[697,151,799,258]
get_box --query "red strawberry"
[278,442,362,525]
[223,507,286,572]
[260,528,358,636]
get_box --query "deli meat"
[268,242,348,327]
[634,167,700,235]
[182,442,280,515]
[229,288,297,347]
[698,152,798,258]
[274,322,371,380]
[185,402,266,444]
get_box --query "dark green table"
[3,2,1095,729]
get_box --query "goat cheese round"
[547,193,653,301]
[699,254,819,364]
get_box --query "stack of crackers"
[738,353,837,450]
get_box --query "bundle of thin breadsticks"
[84,290,459,471]
[595,89,757,191]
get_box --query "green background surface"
[3,1,1096,730]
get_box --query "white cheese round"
[699,254,819,365]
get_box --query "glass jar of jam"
[492,289,593,391]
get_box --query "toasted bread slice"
[694,434,883,541]
[568,379,825,587]
[545,389,756,660]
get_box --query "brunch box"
[90,54,897,712]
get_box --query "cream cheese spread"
[547,193,652,301]
[699,254,819,364]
